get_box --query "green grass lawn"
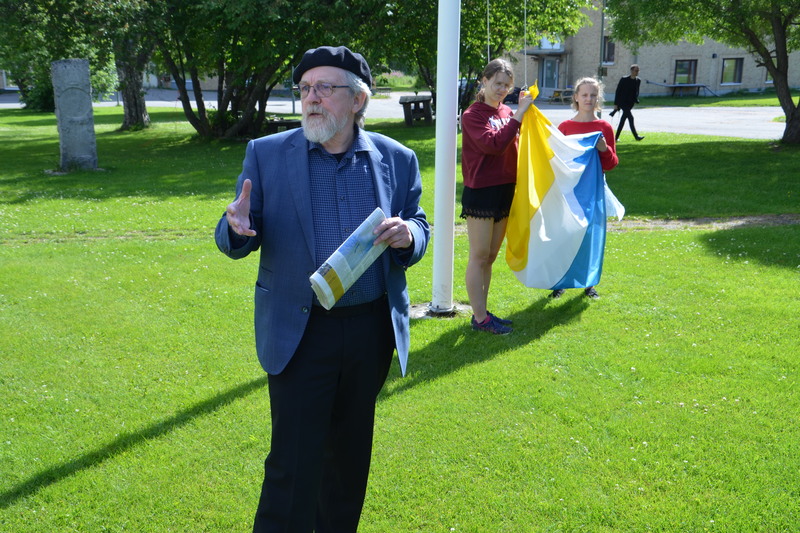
[1,106,799,532]
[634,87,795,109]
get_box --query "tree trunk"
[117,58,150,130]
[115,36,152,131]
[782,106,800,145]
[159,48,211,137]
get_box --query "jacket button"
[301,306,309,314]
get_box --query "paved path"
[0,88,786,140]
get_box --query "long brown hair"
[476,59,514,103]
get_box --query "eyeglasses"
[490,81,513,92]
[296,82,350,98]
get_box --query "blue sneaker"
[487,311,512,325]
[471,315,512,335]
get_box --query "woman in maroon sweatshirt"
[460,59,532,334]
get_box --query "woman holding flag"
[460,59,533,334]
[551,76,619,299]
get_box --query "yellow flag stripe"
[506,105,555,272]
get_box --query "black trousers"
[615,106,639,139]
[253,301,394,533]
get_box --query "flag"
[505,104,609,289]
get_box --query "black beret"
[292,46,372,88]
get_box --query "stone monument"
[51,59,98,171]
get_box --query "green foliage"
[0,0,118,112]
[362,0,593,112]
[374,72,418,90]
[154,0,384,138]
[1,0,597,133]
[606,0,800,143]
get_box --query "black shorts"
[460,183,515,222]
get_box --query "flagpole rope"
[486,0,491,62]
[524,0,528,87]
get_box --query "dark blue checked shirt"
[308,128,386,307]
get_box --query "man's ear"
[352,91,367,114]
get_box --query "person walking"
[610,64,644,141]
[460,58,533,334]
[215,45,430,533]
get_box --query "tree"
[153,0,372,139]
[366,0,594,113]
[0,0,117,112]
[86,0,161,130]
[606,0,800,145]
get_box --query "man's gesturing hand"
[373,217,413,249]
[226,178,257,237]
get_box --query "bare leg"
[465,216,506,322]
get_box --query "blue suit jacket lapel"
[364,134,393,277]
[365,135,391,217]
[286,133,315,260]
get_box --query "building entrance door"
[541,58,559,97]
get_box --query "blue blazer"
[215,128,429,376]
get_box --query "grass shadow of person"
[380,294,590,401]
[0,375,269,509]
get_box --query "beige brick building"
[509,2,800,100]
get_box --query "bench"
[399,95,433,126]
[264,119,301,134]
[549,88,574,104]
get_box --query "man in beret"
[215,45,429,532]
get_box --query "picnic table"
[645,80,718,97]
[548,88,574,104]
[399,95,433,126]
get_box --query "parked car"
[503,87,521,104]
[458,77,478,95]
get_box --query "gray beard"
[302,107,349,144]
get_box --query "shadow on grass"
[0,134,245,205]
[0,108,197,128]
[611,138,799,218]
[698,222,800,271]
[0,375,268,509]
[381,294,589,399]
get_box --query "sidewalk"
[0,87,786,140]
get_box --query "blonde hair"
[570,76,605,112]
[476,58,514,103]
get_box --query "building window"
[675,60,697,84]
[537,37,563,51]
[602,37,615,64]
[721,58,743,84]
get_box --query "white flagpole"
[430,0,461,314]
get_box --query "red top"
[461,101,521,189]
[558,119,619,172]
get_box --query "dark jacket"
[614,76,641,109]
